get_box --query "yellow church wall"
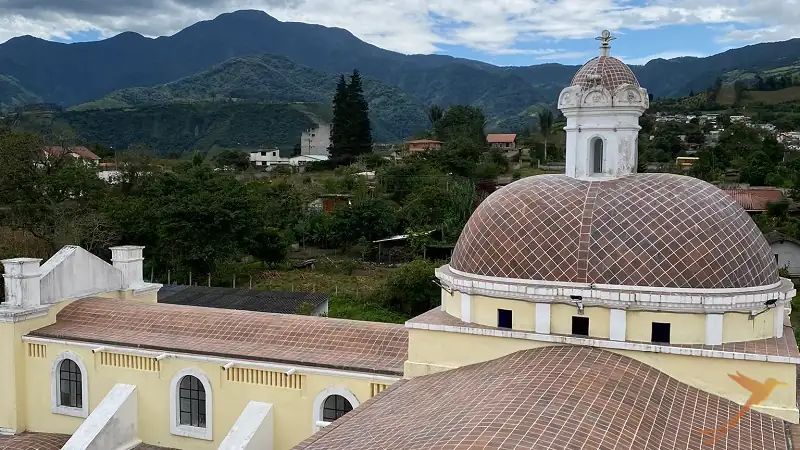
[550,304,610,338]
[442,290,461,319]
[626,310,706,343]
[22,341,388,450]
[723,311,774,342]
[0,300,76,433]
[405,328,798,423]
[471,295,537,330]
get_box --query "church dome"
[450,173,778,290]
[570,56,639,91]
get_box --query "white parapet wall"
[62,384,140,450]
[218,401,274,450]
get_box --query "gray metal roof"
[157,284,328,315]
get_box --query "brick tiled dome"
[451,173,779,289]
[571,56,639,91]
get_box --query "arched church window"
[322,394,353,422]
[179,375,207,428]
[59,359,82,408]
[51,351,88,417]
[592,138,604,174]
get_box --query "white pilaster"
[705,313,724,345]
[440,290,447,311]
[110,246,145,289]
[609,308,626,341]
[774,305,785,338]
[2,258,42,308]
[460,293,472,322]
[535,303,551,334]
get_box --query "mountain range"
[4,10,800,143]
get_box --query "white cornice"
[405,321,800,365]
[0,305,51,323]
[22,336,401,383]
[437,265,794,313]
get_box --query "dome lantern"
[557,31,649,180]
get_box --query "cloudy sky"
[0,0,798,65]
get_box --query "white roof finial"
[595,30,615,57]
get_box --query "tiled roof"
[765,231,800,247]
[571,56,639,91]
[31,298,408,375]
[406,139,442,144]
[409,308,800,359]
[451,173,779,289]
[486,133,517,143]
[157,285,328,315]
[133,444,179,450]
[294,346,790,450]
[723,188,783,211]
[0,432,70,450]
[43,146,100,160]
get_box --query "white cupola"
[557,30,649,180]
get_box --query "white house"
[765,231,800,278]
[249,148,288,167]
[300,124,331,156]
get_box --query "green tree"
[250,227,289,265]
[329,71,373,161]
[0,128,114,254]
[434,105,486,146]
[329,75,350,159]
[330,198,397,249]
[537,109,554,161]
[378,259,439,316]
[346,69,373,157]
[427,105,444,127]
[213,149,250,171]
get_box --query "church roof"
[451,173,778,289]
[30,298,408,375]
[293,346,792,450]
[0,432,70,450]
[570,56,639,91]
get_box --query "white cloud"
[0,0,798,57]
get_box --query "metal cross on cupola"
[595,30,616,56]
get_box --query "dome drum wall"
[437,264,794,315]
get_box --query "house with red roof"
[486,133,517,149]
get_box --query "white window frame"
[51,351,89,418]
[169,368,213,441]
[311,387,359,433]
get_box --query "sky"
[0,0,799,66]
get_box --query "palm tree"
[427,105,444,127]
[537,109,554,162]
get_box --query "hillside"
[4,10,800,125]
[74,55,429,141]
[14,102,317,153]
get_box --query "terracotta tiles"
[451,173,779,289]
[293,346,789,450]
[409,308,800,358]
[133,444,179,450]
[0,432,70,450]
[571,56,639,91]
[31,298,408,375]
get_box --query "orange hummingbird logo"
[698,371,786,444]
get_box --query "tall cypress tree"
[347,69,372,156]
[329,75,350,159]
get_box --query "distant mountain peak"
[214,9,280,22]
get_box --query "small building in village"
[486,133,517,149]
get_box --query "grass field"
[745,86,800,105]
[714,86,800,106]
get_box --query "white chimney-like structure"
[2,258,42,308]
[110,246,146,289]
